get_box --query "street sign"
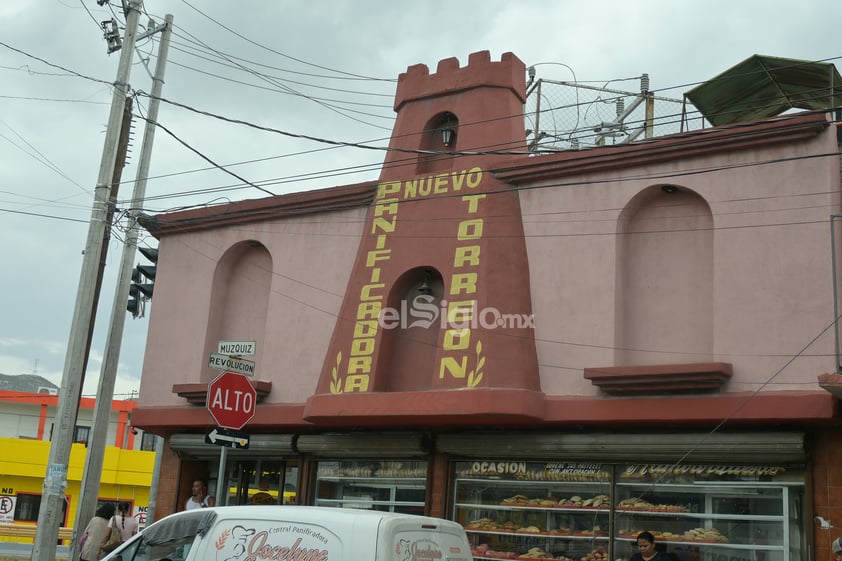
[217,340,256,356]
[207,371,257,430]
[208,352,256,377]
[205,427,250,449]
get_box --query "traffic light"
[127,246,158,318]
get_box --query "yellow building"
[0,388,155,543]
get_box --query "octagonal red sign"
[207,371,256,430]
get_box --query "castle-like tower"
[307,51,542,424]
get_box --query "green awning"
[685,54,842,126]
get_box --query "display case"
[452,461,804,561]
[453,461,612,561]
[314,459,427,514]
[614,465,803,561]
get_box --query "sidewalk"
[0,543,69,561]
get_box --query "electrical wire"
[132,101,274,196]
[0,120,91,195]
[164,38,395,98]
[169,23,393,130]
[179,0,395,83]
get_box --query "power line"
[0,40,113,87]
[164,38,395,99]
[163,56,396,117]
[0,206,90,223]
[169,22,393,130]
[133,101,275,197]
[179,0,395,82]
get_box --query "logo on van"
[397,539,443,561]
[215,526,255,561]
[215,526,329,561]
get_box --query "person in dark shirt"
[630,531,672,561]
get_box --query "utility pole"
[30,3,142,561]
[69,14,173,561]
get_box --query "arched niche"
[614,185,714,365]
[378,267,444,391]
[417,111,458,175]
[203,240,272,380]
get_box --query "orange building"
[0,388,155,538]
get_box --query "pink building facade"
[132,51,842,561]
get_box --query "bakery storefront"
[132,51,840,561]
[437,430,806,561]
[175,428,807,561]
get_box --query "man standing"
[185,480,208,510]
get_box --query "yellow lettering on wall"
[419,177,432,197]
[353,320,378,338]
[451,170,466,191]
[463,194,487,213]
[434,174,448,194]
[357,301,382,321]
[450,273,478,296]
[439,356,468,379]
[372,216,396,234]
[376,182,400,200]
[351,338,375,356]
[347,356,372,374]
[457,218,484,240]
[447,300,476,326]
[466,167,483,188]
[403,179,418,199]
[344,375,370,392]
[366,249,391,267]
[374,198,399,216]
[454,245,480,267]
[360,283,384,301]
[443,328,471,350]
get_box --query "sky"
[0,0,840,400]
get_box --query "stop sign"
[207,371,256,430]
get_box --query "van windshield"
[108,511,217,561]
[114,535,196,561]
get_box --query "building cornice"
[149,181,377,237]
[131,389,836,434]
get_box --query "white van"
[102,506,474,561]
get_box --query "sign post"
[205,427,250,449]
[208,353,255,377]
[207,371,257,430]
[206,341,257,506]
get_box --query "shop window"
[49,422,87,443]
[14,492,68,523]
[74,425,91,444]
[314,460,427,514]
[225,460,297,506]
[140,432,157,451]
[14,493,41,522]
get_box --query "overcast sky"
[1,0,840,400]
